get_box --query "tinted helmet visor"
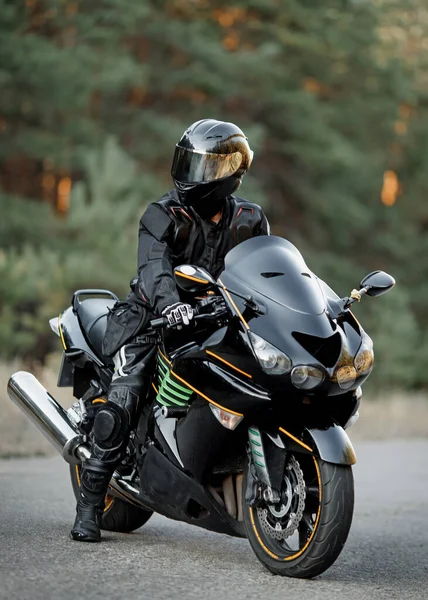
[171,147,253,184]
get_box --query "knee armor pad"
[92,402,129,450]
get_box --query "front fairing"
[219,236,370,395]
[222,235,327,315]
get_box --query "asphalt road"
[0,440,427,600]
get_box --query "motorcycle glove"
[161,302,194,326]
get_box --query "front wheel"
[243,454,354,578]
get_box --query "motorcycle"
[7,235,395,578]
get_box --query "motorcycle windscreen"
[222,236,327,315]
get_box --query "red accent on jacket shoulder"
[179,207,192,220]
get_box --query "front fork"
[246,426,287,506]
[246,422,356,508]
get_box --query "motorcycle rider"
[70,118,270,542]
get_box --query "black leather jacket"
[130,189,270,314]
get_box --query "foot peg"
[160,406,189,419]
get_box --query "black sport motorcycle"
[7,235,395,578]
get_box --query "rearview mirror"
[174,265,217,293]
[360,271,396,297]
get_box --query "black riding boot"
[69,353,151,542]
[70,458,114,543]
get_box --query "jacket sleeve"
[136,203,181,315]
[258,211,271,236]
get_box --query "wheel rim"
[249,455,322,561]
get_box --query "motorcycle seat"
[76,298,116,362]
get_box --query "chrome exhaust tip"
[7,371,89,464]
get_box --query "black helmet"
[171,119,253,219]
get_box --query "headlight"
[248,332,292,375]
[354,331,374,376]
[291,365,325,389]
[336,366,357,390]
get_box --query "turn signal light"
[209,404,243,430]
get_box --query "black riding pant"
[90,334,157,465]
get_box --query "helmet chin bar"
[174,174,243,217]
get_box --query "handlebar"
[149,317,169,329]
[149,312,223,331]
[149,301,228,331]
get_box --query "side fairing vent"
[156,352,193,407]
[292,331,342,368]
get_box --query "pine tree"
[1,0,428,388]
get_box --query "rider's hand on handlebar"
[161,302,194,327]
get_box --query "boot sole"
[70,531,101,543]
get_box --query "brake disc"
[257,456,306,540]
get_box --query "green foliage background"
[0,0,427,389]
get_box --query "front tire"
[70,464,153,533]
[243,455,354,578]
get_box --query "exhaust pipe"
[7,372,145,508]
[7,371,89,464]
